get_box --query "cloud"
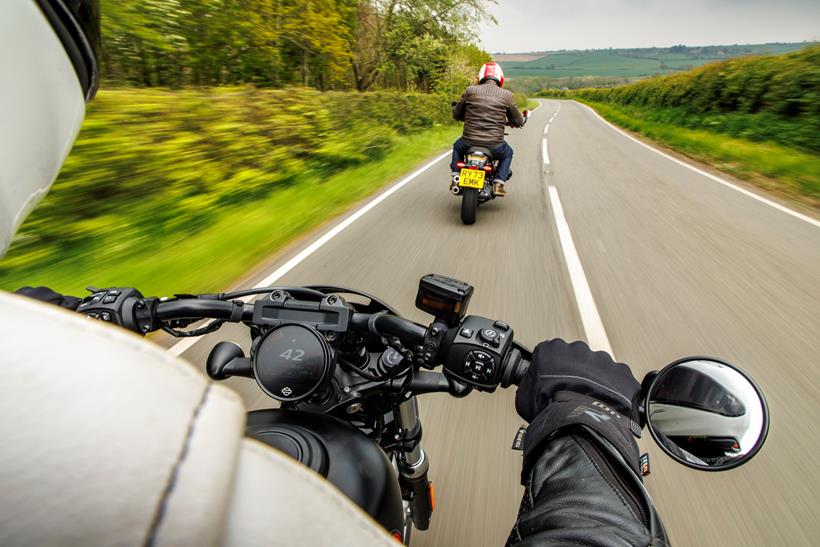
[480,0,820,52]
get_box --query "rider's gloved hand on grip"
[515,338,640,422]
[15,286,82,311]
[514,339,643,479]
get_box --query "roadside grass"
[579,100,820,210]
[0,125,459,296]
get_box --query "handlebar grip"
[500,348,530,388]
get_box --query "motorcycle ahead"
[451,111,529,225]
[76,274,770,544]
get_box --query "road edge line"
[547,185,614,355]
[168,150,451,357]
[577,101,820,229]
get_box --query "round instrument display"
[253,324,332,402]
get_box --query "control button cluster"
[478,328,500,347]
[79,289,124,322]
[463,349,496,383]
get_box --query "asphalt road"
[161,100,820,546]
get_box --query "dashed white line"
[579,102,820,229]
[547,186,614,355]
[542,138,550,165]
[168,150,452,357]
[543,124,550,136]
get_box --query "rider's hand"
[515,339,643,476]
[516,339,640,422]
[15,286,82,311]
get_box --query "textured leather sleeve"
[508,427,670,547]
[506,93,525,128]
[453,93,467,121]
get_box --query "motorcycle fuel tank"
[246,409,405,533]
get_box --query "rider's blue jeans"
[450,138,514,182]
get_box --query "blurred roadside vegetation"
[102,0,494,95]
[0,89,460,294]
[541,46,820,208]
[1,0,519,294]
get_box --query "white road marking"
[579,102,820,229]
[542,138,550,165]
[167,151,452,357]
[543,124,550,136]
[547,185,614,355]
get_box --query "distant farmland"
[500,42,811,79]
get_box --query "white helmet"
[649,361,760,457]
[0,0,99,256]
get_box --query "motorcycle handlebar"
[153,300,426,347]
[350,312,427,347]
[153,296,530,393]
[155,299,253,322]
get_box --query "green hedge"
[543,45,820,154]
[1,87,454,274]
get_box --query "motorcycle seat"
[465,146,494,161]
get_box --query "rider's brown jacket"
[452,80,525,147]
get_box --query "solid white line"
[167,150,451,357]
[542,138,550,165]
[579,102,820,229]
[547,186,614,355]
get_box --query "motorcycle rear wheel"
[461,189,478,225]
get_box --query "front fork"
[395,397,433,532]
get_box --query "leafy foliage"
[0,87,455,276]
[543,46,820,154]
[101,0,495,93]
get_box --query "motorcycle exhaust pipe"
[450,185,461,195]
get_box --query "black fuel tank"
[246,409,404,534]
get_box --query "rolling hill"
[497,43,812,79]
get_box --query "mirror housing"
[643,357,769,471]
[523,109,530,118]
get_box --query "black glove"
[515,339,642,478]
[516,339,640,422]
[15,286,82,311]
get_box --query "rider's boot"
[493,180,508,196]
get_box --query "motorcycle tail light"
[456,161,465,168]
[483,165,493,172]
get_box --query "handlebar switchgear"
[76,287,154,333]
[442,315,514,392]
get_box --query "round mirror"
[646,357,769,471]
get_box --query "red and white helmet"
[478,62,504,87]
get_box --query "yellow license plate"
[459,168,485,189]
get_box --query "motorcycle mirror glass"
[645,357,769,471]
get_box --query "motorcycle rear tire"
[461,189,478,225]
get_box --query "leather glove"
[515,339,643,478]
[15,286,82,311]
[516,338,640,422]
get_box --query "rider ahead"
[451,62,525,196]
[1,3,667,545]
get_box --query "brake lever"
[400,371,472,398]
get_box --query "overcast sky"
[478,0,820,53]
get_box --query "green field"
[540,45,820,209]
[502,43,811,79]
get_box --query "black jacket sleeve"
[508,426,669,546]
[453,92,467,121]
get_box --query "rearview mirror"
[523,109,530,118]
[644,357,769,471]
